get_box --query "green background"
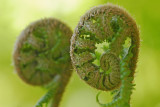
[0,0,160,107]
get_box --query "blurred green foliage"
[0,0,160,107]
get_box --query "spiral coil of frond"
[13,18,73,107]
[70,3,140,107]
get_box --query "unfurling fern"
[70,3,140,107]
[13,18,73,107]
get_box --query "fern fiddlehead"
[13,18,73,107]
[70,3,140,107]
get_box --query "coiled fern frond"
[13,18,73,107]
[70,3,140,107]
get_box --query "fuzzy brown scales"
[13,18,73,107]
[70,3,139,92]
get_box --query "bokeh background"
[0,0,160,107]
